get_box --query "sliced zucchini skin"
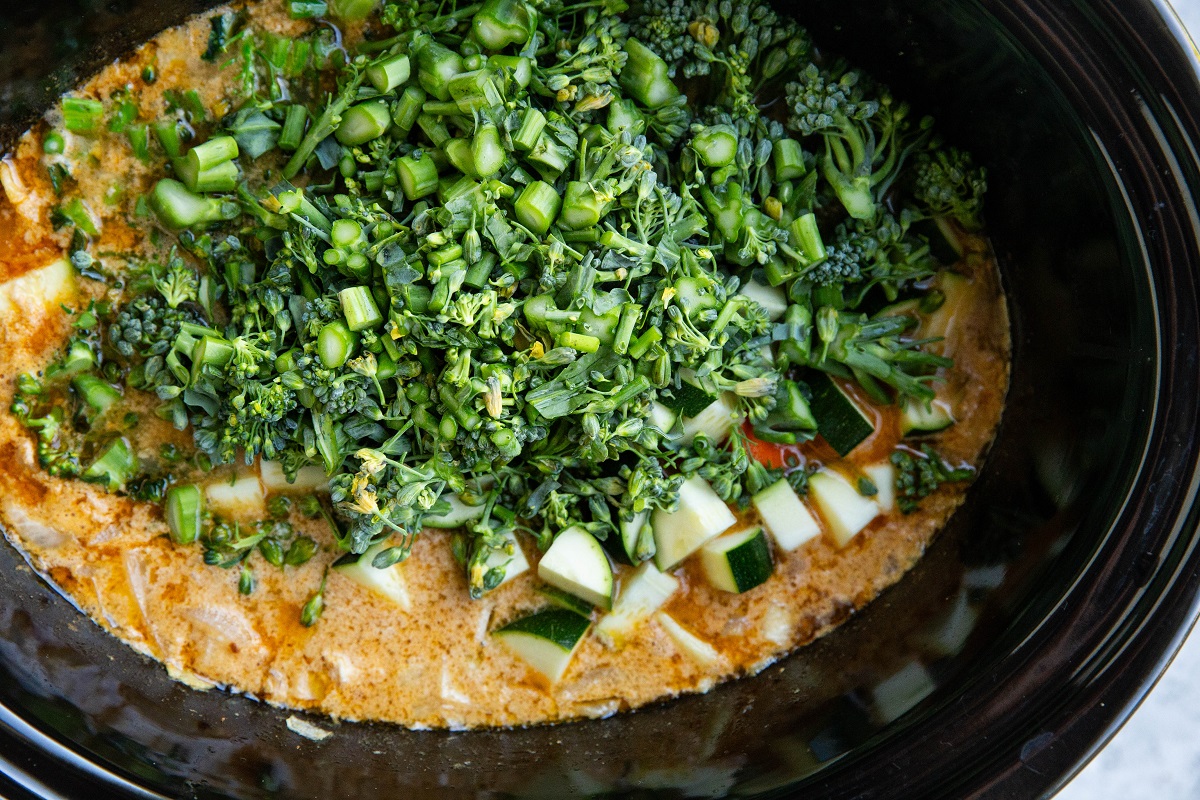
[493,608,592,682]
[537,584,594,616]
[659,379,717,418]
[806,371,875,456]
[701,527,773,593]
[899,396,955,435]
[537,525,614,609]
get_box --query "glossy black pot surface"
[1,0,1199,797]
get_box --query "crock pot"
[1,0,1199,797]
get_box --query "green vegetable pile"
[19,0,986,611]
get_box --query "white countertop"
[1054,3,1200,797]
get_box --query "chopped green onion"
[366,53,411,94]
[514,180,561,236]
[628,326,662,359]
[773,138,807,181]
[61,97,103,135]
[331,218,363,248]
[392,85,426,133]
[57,198,99,236]
[319,321,357,367]
[279,105,308,152]
[165,484,203,545]
[512,108,545,151]
[127,124,151,162]
[556,331,600,353]
[178,159,240,194]
[416,114,452,147]
[335,100,392,146]
[339,286,384,331]
[43,131,65,154]
[187,135,239,173]
[288,0,328,17]
[396,153,440,200]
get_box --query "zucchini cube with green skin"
[652,475,737,570]
[700,528,773,593]
[537,525,613,609]
[678,393,738,448]
[595,560,679,648]
[807,371,875,456]
[493,608,591,683]
[332,539,411,610]
[808,468,881,547]
[752,478,821,551]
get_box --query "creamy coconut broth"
[0,1,1009,728]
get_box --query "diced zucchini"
[647,401,678,434]
[652,475,736,570]
[537,525,614,609]
[659,378,717,418]
[738,279,787,321]
[618,509,654,563]
[424,492,487,528]
[332,540,411,610]
[482,531,530,589]
[899,397,955,435]
[752,478,821,551]
[205,475,266,520]
[656,613,720,667]
[259,460,329,493]
[679,392,738,447]
[493,608,591,683]
[806,371,874,456]
[808,468,880,547]
[537,584,594,616]
[595,561,679,648]
[700,527,773,593]
[862,462,896,512]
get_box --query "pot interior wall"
[0,0,1169,797]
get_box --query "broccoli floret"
[109,295,204,359]
[891,445,974,513]
[808,224,872,286]
[632,0,810,120]
[912,147,987,231]
[786,64,931,221]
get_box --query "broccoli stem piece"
[335,101,392,146]
[150,179,238,229]
[366,54,411,94]
[62,97,103,135]
[82,438,136,491]
[165,483,204,544]
[619,39,681,109]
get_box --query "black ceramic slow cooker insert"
[0,0,1198,797]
